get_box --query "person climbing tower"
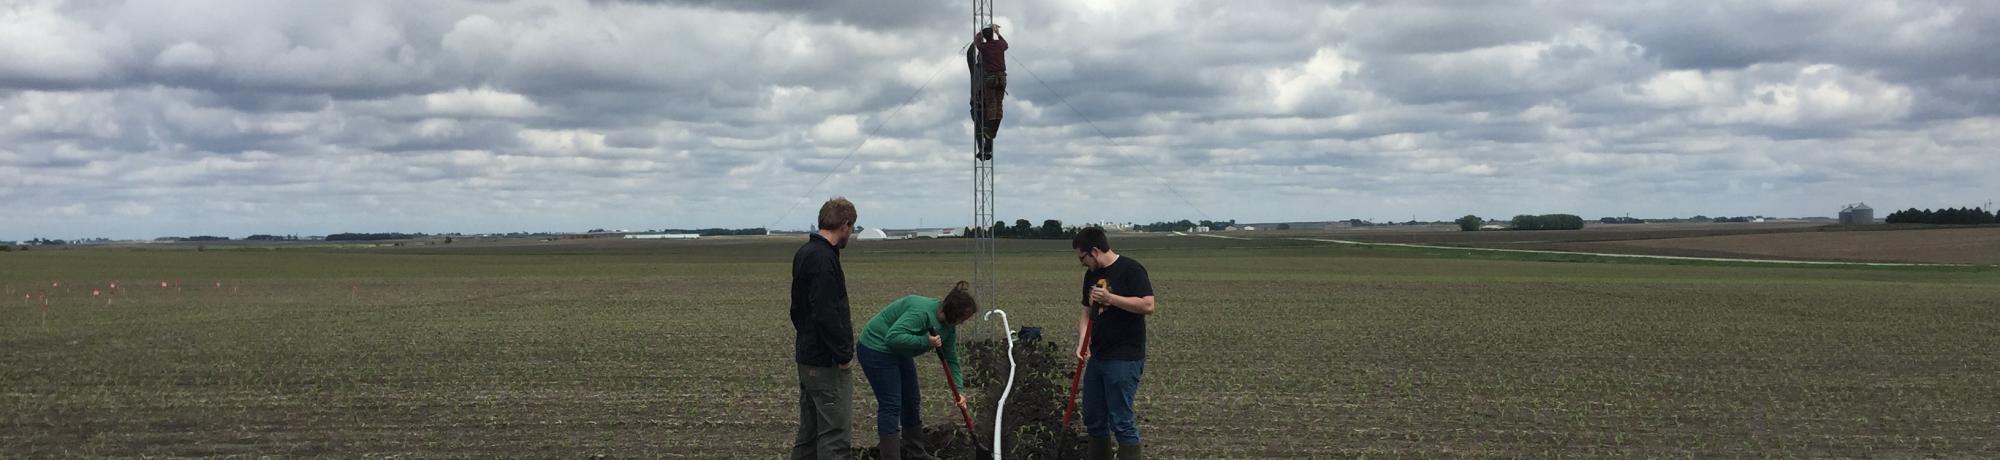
[972,24,1008,161]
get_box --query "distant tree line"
[153,235,230,242]
[1457,215,1483,231]
[25,237,67,245]
[1885,207,1996,225]
[983,219,1079,239]
[326,232,425,241]
[1510,214,1585,231]
[245,234,302,241]
[1134,219,1235,232]
[1598,217,1646,224]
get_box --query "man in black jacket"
[791,197,858,459]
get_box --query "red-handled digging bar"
[934,333,991,458]
[939,353,975,432]
[1062,321,1092,428]
[1064,279,1109,428]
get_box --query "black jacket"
[791,232,853,367]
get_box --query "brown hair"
[1072,226,1110,252]
[940,281,978,325]
[817,197,857,230]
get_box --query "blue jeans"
[1082,357,1144,444]
[857,345,923,436]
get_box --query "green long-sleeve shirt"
[859,295,963,392]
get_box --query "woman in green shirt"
[857,281,978,460]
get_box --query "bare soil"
[1532,226,2000,265]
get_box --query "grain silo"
[1839,203,1875,225]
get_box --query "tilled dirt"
[857,336,1089,459]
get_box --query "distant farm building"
[855,228,893,240]
[1088,221,1133,231]
[1839,203,1876,225]
[626,233,700,240]
[877,229,938,239]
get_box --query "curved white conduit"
[982,309,1015,460]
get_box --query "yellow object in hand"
[1094,279,1110,314]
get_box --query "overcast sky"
[3,0,1996,239]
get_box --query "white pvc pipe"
[982,309,1015,460]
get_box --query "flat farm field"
[1532,226,2000,265]
[1323,223,2000,265]
[3,235,1997,457]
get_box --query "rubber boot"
[1087,437,1113,460]
[1116,442,1142,460]
[974,138,987,161]
[877,433,900,460]
[901,430,936,460]
[979,119,998,160]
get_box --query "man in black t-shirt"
[1072,227,1154,460]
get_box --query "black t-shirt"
[1082,255,1153,361]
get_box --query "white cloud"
[1265,47,1358,113]
[4,91,123,139]
[44,204,87,217]
[113,202,154,216]
[422,87,542,118]
[152,41,218,74]
[0,1,135,85]
[1454,163,1498,177]
[811,115,862,145]
[440,14,506,69]
[516,129,607,157]
[1635,64,1915,128]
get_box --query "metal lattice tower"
[970,153,995,336]
[974,0,993,29]
[968,0,997,338]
